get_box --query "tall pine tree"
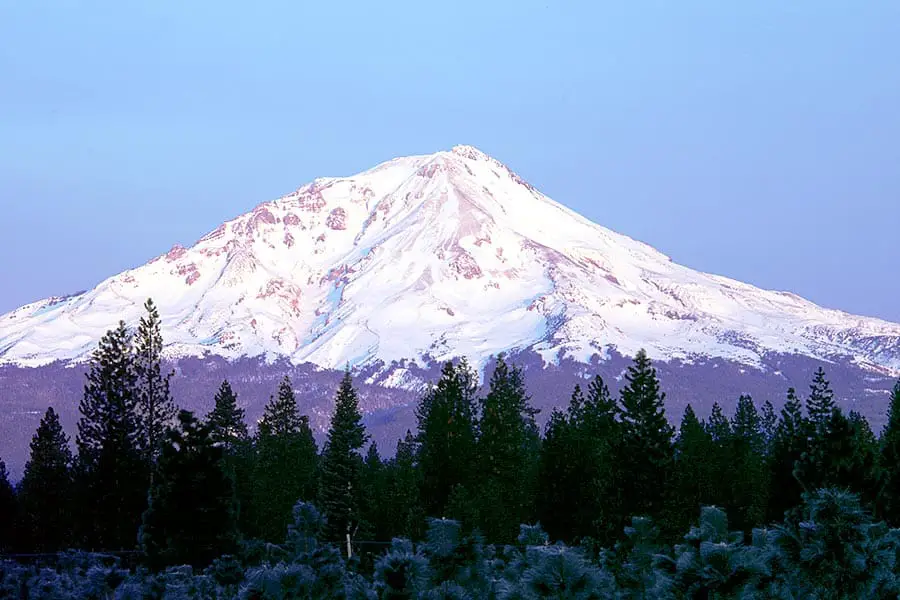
[74,321,148,550]
[415,360,479,519]
[0,458,16,553]
[17,407,74,552]
[880,381,900,524]
[537,376,621,545]
[727,395,768,533]
[134,298,176,468]
[318,370,367,543]
[618,350,674,527]
[251,375,318,541]
[806,366,836,428]
[767,387,809,522]
[206,379,248,453]
[140,410,239,570]
[476,355,540,542]
[670,404,714,535]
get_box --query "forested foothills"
[3,300,900,598]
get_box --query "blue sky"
[2,1,899,321]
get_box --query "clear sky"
[2,1,898,321]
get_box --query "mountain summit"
[2,146,899,379]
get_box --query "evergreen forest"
[3,299,900,598]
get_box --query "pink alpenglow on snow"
[0,145,899,385]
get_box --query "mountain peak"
[449,144,491,161]
[1,148,899,378]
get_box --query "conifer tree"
[880,381,900,524]
[318,370,367,543]
[385,431,424,540]
[140,410,239,569]
[618,350,674,524]
[476,355,540,542]
[806,366,836,428]
[796,407,881,506]
[536,405,576,542]
[415,360,479,518]
[360,442,389,540]
[761,399,777,453]
[17,407,74,552]
[670,404,713,535]
[767,387,809,522]
[252,375,318,541]
[728,395,768,532]
[206,379,247,453]
[706,402,731,443]
[134,298,176,467]
[704,402,733,511]
[537,376,621,544]
[74,321,148,550]
[0,458,16,553]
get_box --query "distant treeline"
[2,298,900,597]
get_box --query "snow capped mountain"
[2,145,899,380]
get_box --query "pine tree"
[537,376,621,545]
[17,407,74,552]
[251,375,318,541]
[415,360,479,519]
[475,354,541,542]
[74,321,148,550]
[796,407,881,505]
[704,402,733,512]
[360,442,388,540]
[140,410,239,569]
[318,370,367,543]
[134,298,176,467]
[728,395,768,532]
[0,458,16,553]
[767,387,809,522]
[761,400,777,454]
[706,402,731,443]
[536,405,575,542]
[880,381,900,524]
[385,431,424,540]
[806,366,836,427]
[206,379,248,453]
[618,350,674,525]
[670,404,714,535]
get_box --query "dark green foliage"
[618,350,674,524]
[670,404,714,535]
[537,377,622,545]
[206,379,248,453]
[140,410,239,570]
[806,366,836,427]
[767,387,809,522]
[134,298,177,468]
[768,488,900,598]
[727,395,769,533]
[74,321,148,550]
[504,545,616,599]
[879,380,900,524]
[252,375,319,542]
[656,506,763,598]
[319,370,367,542]
[796,406,881,506]
[422,517,490,594]
[0,458,16,553]
[373,541,430,599]
[760,399,777,453]
[17,406,74,552]
[476,355,541,542]
[416,360,479,520]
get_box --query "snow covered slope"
[2,145,899,378]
